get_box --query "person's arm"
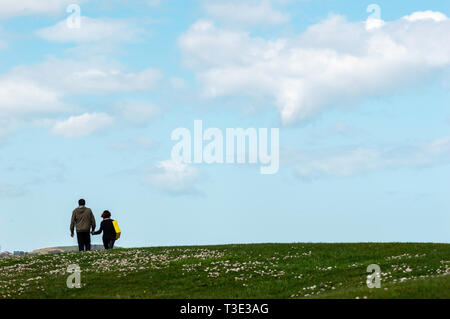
[93,221,103,235]
[90,210,96,232]
[70,211,76,236]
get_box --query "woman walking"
[92,210,116,249]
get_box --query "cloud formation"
[204,0,289,26]
[285,136,450,179]
[0,79,67,117]
[0,0,90,19]
[51,113,114,138]
[9,58,162,95]
[144,159,201,195]
[0,58,162,124]
[402,10,447,22]
[37,16,143,44]
[180,11,450,124]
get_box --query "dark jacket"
[93,219,116,239]
[70,206,96,233]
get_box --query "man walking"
[70,199,96,251]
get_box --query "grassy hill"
[30,245,106,255]
[0,243,449,299]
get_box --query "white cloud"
[115,100,160,125]
[180,12,450,124]
[403,10,447,22]
[51,113,114,138]
[0,79,67,117]
[8,58,162,95]
[0,0,87,19]
[204,0,289,26]
[37,16,143,44]
[0,58,161,121]
[144,160,201,195]
[285,136,450,179]
[0,58,162,139]
[365,18,385,30]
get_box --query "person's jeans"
[103,237,115,250]
[76,232,91,251]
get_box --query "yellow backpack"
[112,220,121,239]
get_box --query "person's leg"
[102,237,109,250]
[108,239,115,249]
[78,232,90,251]
[76,233,84,251]
[85,232,91,251]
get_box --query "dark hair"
[101,210,111,218]
[78,199,86,206]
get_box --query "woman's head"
[101,210,111,219]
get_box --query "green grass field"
[0,243,449,299]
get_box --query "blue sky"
[0,0,449,252]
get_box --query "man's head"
[78,199,86,207]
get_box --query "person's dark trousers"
[77,232,91,251]
[102,237,115,250]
